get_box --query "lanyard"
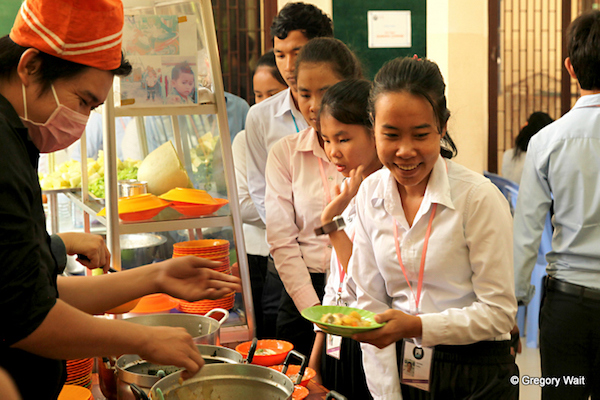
[318,158,332,204]
[291,112,300,133]
[392,203,438,312]
[336,231,355,305]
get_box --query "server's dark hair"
[295,37,362,82]
[0,35,131,96]
[254,51,286,86]
[270,2,333,42]
[369,56,457,159]
[513,111,553,158]
[567,10,600,90]
[319,79,372,132]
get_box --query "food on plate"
[319,311,371,327]
[137,141,192,195]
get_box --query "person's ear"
[16,48,42,87]
[564,57,578,81]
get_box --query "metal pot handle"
[325,391,348,400]
[245,337,258,364]
[204,308,229,325]
[282,350,308,385]
[129,383,150,400]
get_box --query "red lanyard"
[318,158,332,204]
[392,203,437,312]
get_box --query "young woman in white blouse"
[264,38,362,358]
[350,57,519,399]
[308,79,381,399]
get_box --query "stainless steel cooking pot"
[145,349,306,400]
[124,309,228,346]
[116,344,243,400]
[149,364,295,400]
[120,233,168,270]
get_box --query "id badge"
[326,334,342,360]
[400,340,433,392]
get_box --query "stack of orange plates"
[65,358,94,388]
[173,239,236,315]
[178,292,235,315]
[58,385,93,400]
[159,188,229,217]
[128,294,180,314]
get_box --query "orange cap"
[9,0,124,71]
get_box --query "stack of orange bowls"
[64,358,94,388]
[58,385,93,400]
[174,239,236,314]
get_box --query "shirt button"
[327,244,333,249]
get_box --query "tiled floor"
[515,336,541,400]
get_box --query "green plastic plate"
[301,305,385,337]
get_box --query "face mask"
[20,84,89,153]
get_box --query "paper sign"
[368,10,412,48]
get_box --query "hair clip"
[412,54,422,61]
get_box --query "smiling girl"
[349,57,518,399]
[264,37,361,357]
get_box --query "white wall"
[427,0,488,173]
[277,0,489,172]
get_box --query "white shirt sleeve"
[232,131,264,228]
[245,108,269,224]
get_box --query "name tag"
[326,334,342,360]
[400,340,433,392]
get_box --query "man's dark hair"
[0,35,132,96]
[567,10,600,90]
[270,2,333,42]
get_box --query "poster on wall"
[368,10,412,48]
[117,14,200,106]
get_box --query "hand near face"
[153,256,242,301]
[352,309,422,349]
[321,165,365,224]
[57,232,111,272]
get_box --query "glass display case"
[64,0,254,344]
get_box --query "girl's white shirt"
[350,156,517,400]
[322,179,358,308]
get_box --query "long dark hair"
[369,56,457,159]
[294,37,363,81]
[254,50,286,87]
[514,111,553,158]
[0,35,131,96]
[318,79,372,132]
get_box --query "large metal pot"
[120,233,168,270]
[149,364,295,400]
[124,309,228,345]
[116,344,243,400]
[144,349,306,400]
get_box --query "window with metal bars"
[211,0,278,105]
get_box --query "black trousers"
[397,340,519,400]
[276,273,326,359]
[321,337,373,400]
[261,261,283,339]
[539,284,600,400]
[247,254,268,338]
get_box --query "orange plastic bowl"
[293,385,309,400]
[235,339,294,366]
[128,294,179,314]
[170,198,229,217]
[269,364,316,386]
[119,204,170,221]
